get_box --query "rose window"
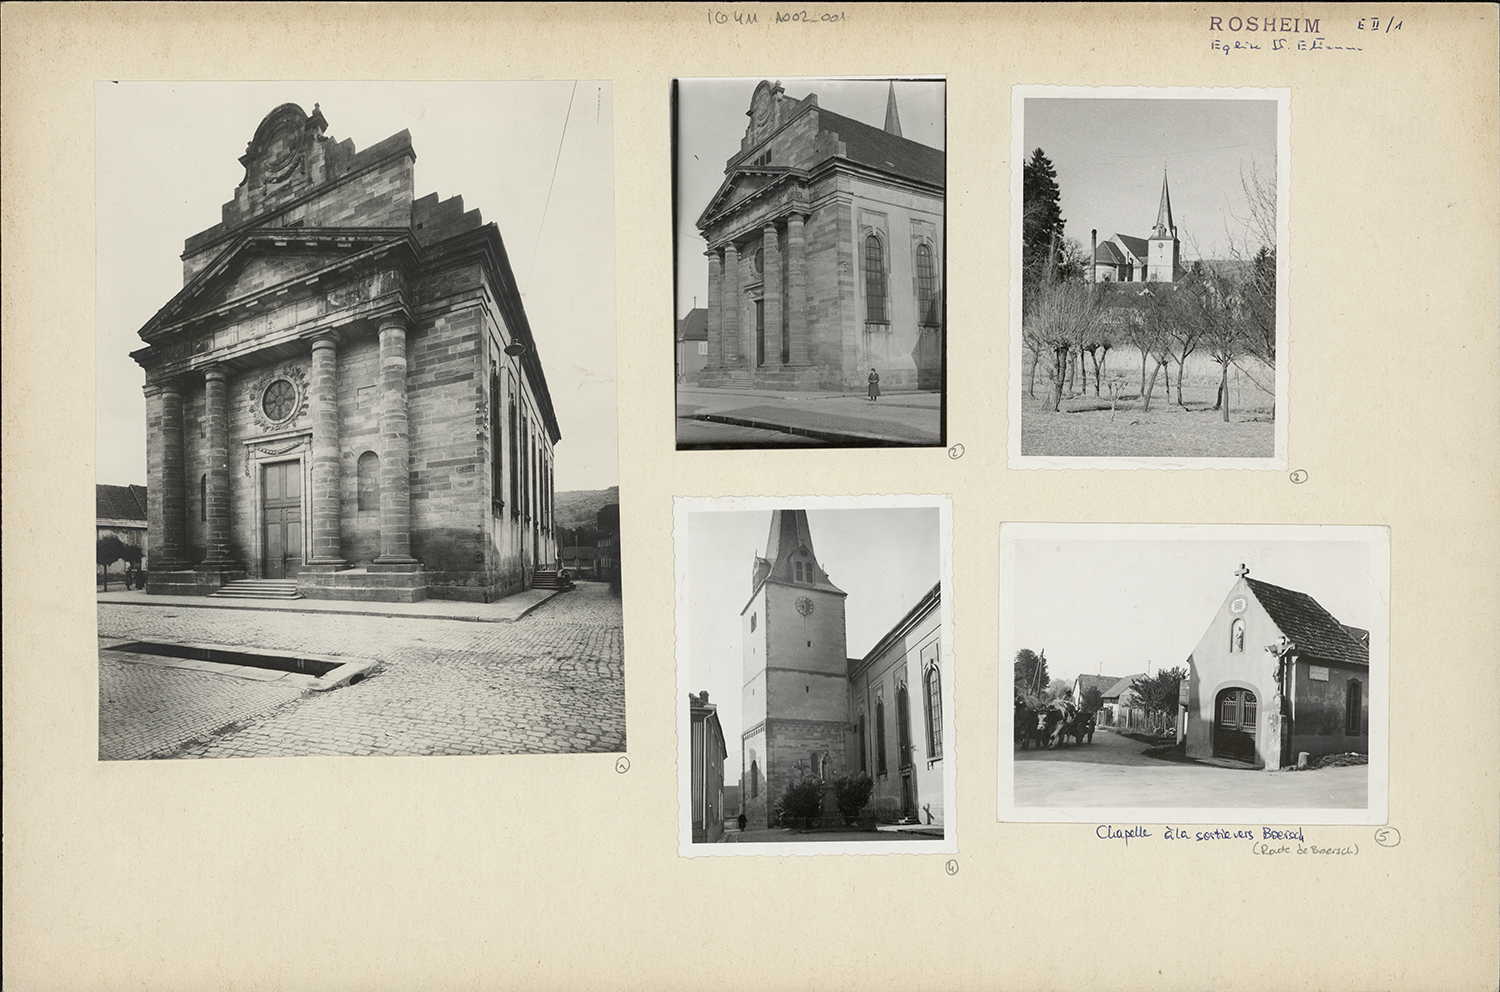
[261,378,297,422]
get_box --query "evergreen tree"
[1022,148,1066,288]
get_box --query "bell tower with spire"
[739,509,850,828]
[1147,168,1182,282]
[883,80,903,137]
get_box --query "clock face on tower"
[795,596,814,616]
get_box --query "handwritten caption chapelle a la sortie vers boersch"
[1096,825,1359,856]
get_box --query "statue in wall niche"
[820,749,831,782]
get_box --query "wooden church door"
[262,460,304,579]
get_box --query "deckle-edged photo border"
[1007,85,1291,470]
[674,493,957,857]
[997,522,1389,825]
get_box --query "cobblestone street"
[98,582,626,760]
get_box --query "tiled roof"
[1074,673,1127,697]
[1114,234,1149,260]
[677,307,708,342]
[1247,578,1369,667]
[816,108,945,188]
[1093,242,1126,265]
[97,484,147,522]
[1103,674,1147,699]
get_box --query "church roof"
[816,107,945,188]
[1093,241,1127,265]
[1114,234,1149,261]
[1246,578,1369,667]
[97,484,148,523]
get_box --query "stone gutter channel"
[104,640,379,692]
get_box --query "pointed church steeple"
[883,81,903,137]
[750,509,846,598]
[1152,168,1176,239]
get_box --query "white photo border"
[1007,85,1291,470]
[675,493,957,857]
[997,522,1389,825]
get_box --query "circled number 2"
[1289,469,1308,484]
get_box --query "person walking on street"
[867,367,881,402]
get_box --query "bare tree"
[1025,279,1105,412]
[1225,163,1277,372]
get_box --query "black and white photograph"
[94,82,624,759]
[675,495,954,854]
[673,77,946,449]
[1009,87,1289,468]
[999,523,1388,824]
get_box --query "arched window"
[750,612,757,633]
[925,664,943,759]
[199,474,207,521]
[357,451,380,511]
[858,713,867,773]
[490,371,502,513]
[864,234,887,323]
[795,561,804,582]
[875,698,888,776]
[508,401,519,514]
[1345,679,1363,736]
[1230,618,1245,652]
[749,759,759,798]
[896,682,913,769]
[916,242,938,326]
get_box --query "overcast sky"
[1021,95,1278,263]
[1004,527,1384,686]
[95,81,617,492]
[683,505,942,783]
[673,77,945,320]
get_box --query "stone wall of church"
[765,718,848,824]
[802,192,856,387]
[407,302,488,599]
[337,336,383,565]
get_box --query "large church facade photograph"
[686,79,945,394]
[133,102,560,603]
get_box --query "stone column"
[740,239,756,368]
[787,212,811,366]
[306,334,346,567]
[704,249,723,368]
[762,222,783,367]
[374,317,418,567]
[147,382,188,570]
[722,242,740,365]
[199,365,235,567]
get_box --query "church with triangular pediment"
[695,81,945,392]
[133,103,560,602]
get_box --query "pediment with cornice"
[698,167,813,240]
[139,229,418,341]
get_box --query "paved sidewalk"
[98,581,625,759]
[677,385,942,446]
[96,586,558,622]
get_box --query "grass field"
[1020,348,1276,459]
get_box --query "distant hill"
[555,486,619,529]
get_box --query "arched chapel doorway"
[1214,687,1258,763]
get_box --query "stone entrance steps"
[531,568,574,591]
[210,579,302,600]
